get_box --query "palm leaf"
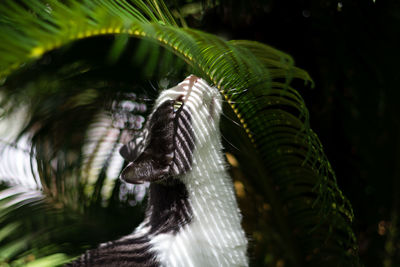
[0,1,360,266]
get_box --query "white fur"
[149,76,248,267]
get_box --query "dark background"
[183,0,400,265]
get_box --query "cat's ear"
[119,130,148,162]
[120,149,172,184]
[119,142,136,162]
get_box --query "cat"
[67,75,248,267]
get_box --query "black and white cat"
[68,75,248,266]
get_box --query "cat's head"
[119,75,222,184]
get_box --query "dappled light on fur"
[150,76,248,266]
[70,76,248,266]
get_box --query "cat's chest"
[147,174,248,267]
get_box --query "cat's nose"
[183,75,199,84]
[178,75,199,91]
[176,75,200,102]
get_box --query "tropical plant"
[0,1,360,266]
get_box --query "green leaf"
[24,253,70,267]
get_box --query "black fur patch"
[170,107,195,176]
[147,178,193,235]
[66,236,159,267]
[119,99,195,233]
